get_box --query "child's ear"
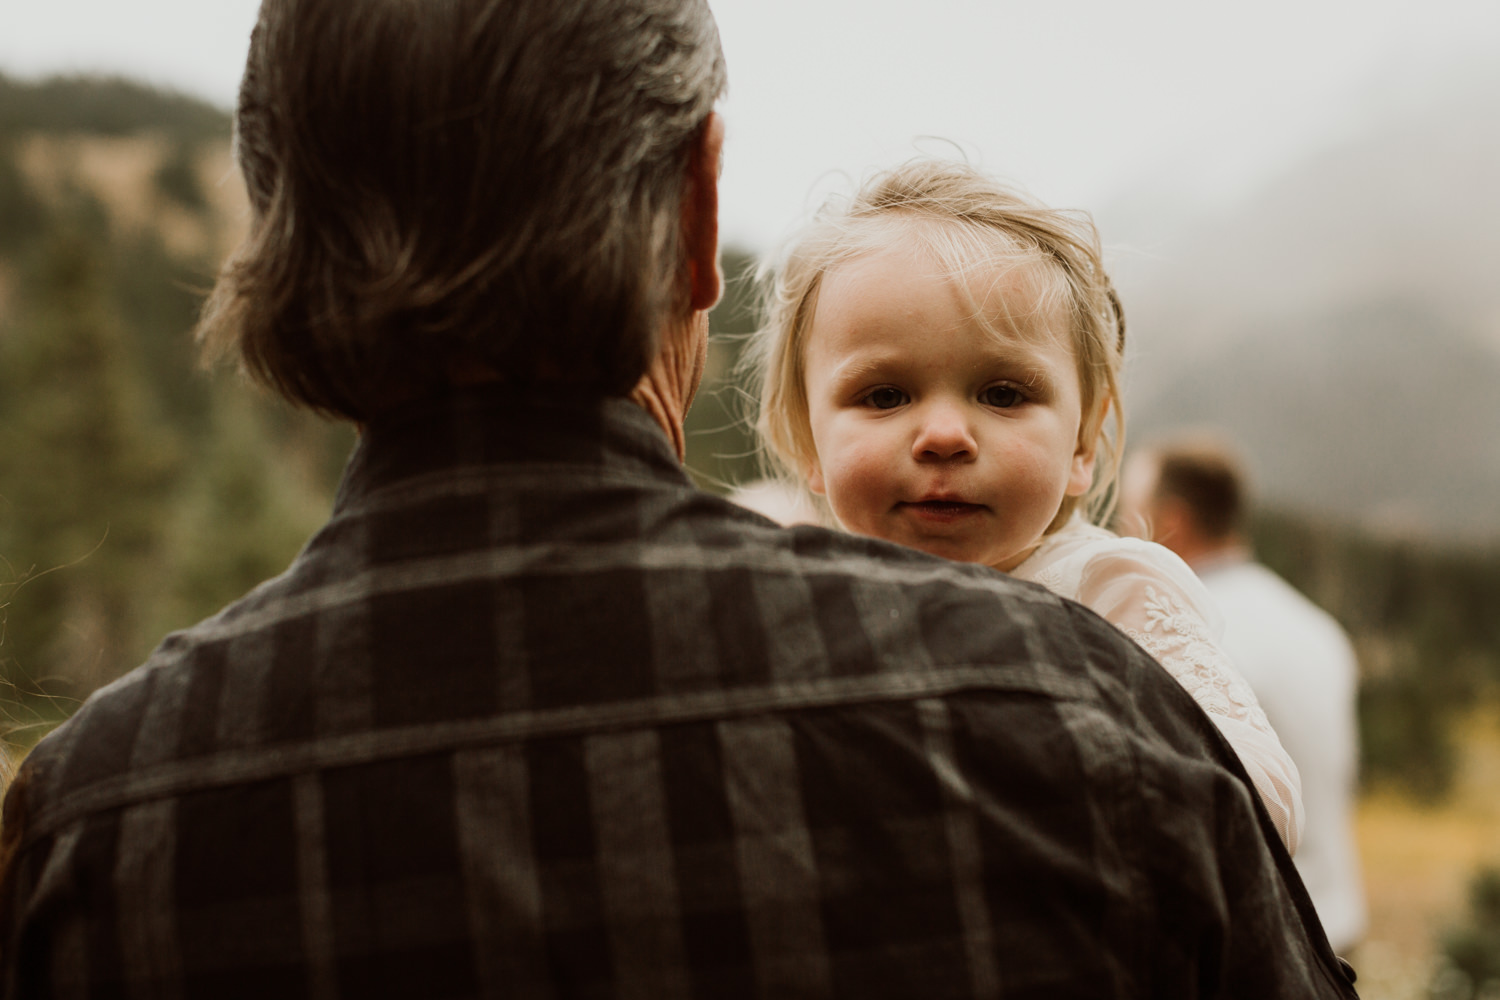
[1067,440,1098,498]
[1066,398,1109,497]
[806,457,827,496]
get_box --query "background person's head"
[1120,435,1249,565]
[750,158,1126,536]
[198,0,728,423]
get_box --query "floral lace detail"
[1122,584,1272,731]
[1016,520,1301,849]
[1027,563,1068,595]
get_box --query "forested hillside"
[0,74,353,742]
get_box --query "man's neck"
[629,378,688,462]
[1187,541,1252,576]
[628,311,708,462]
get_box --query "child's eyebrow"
[822,342,1061,393]
[976,341,1063,386]
[824,353,899,385]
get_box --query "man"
[0,1,1357,996]
[1122,437,1367,954]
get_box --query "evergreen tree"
[0,230,181,700]
[151,382,335,642]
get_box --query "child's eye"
[981,385,1024,408]
[863,387,908,410]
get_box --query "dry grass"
[15,133,247,262]
[1353,709,1500,999]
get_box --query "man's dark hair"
[197,0,727,421]
[1152,439,1247,541]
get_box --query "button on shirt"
[0,389,1358,998]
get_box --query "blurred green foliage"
[0,229,181,695]
[152,143,207,212]
[0,73,229,141]
[1253,510,1500,801]
[0,75,350,748]
[0,146,46,256]
[683,250,763,491]
[1430,867,1500,1000]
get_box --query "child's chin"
[911,539,994,566]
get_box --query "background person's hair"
[198,0,727,421]
[1150,437,1248,541]
[747,158,1127,532]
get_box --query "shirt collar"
[333,385,690,512]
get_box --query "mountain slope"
[1112,77,1500,542]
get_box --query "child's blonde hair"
[747,158,1127,532]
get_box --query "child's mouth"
[901,500,986,520]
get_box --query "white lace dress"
[1013,517,1304,853]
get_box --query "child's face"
[802,246,1096,571]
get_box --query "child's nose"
[912,403,977,462]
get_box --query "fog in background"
[4,0,1494,243]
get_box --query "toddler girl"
[747,160,1303,851]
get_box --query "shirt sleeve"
[1074,542,1306,854]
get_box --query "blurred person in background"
[1122,435,1367,954]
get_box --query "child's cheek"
[822,435,901,511]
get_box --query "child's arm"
[1074,543,1305,853]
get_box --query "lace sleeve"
[1075,543,1305,853]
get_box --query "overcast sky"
[4,0,1497,249]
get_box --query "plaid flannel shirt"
[0,388,1358,998]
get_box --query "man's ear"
[683,112,724,313]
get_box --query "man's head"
[1120,435,1248,567]
[198,0,727,422]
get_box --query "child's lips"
[898,499,988,522]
